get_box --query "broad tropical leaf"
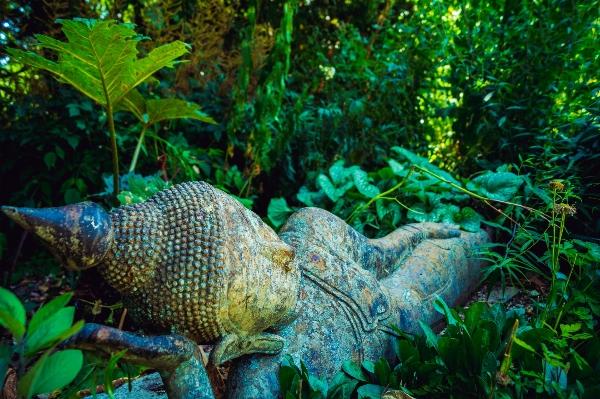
[146,99,215,125]
[7,19,189,108]
[117,89,216,125]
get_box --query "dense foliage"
[0,0,599,398]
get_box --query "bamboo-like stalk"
[129,125,148,173]
[107,106,119,201]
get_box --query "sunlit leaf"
[7,19,189,108]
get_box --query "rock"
[83,373,166,399]
[486,286,521,303]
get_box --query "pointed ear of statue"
[1,202,113,270]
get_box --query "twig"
[5,230,27,287]
[346,166,415,224]
[118,308,128,330]
[412,165,551,223]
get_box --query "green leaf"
[342,360,368,382]
[438,337,460,371]
[512,328,554,360]
[456,207,481,232]
[361,360,375,373]
[0,344,13,393]
[442,207,481,232]
[481,351,497,381]
[105,350,127,398]
[388,159,405,176]
[28,293,73,338]
[513,337,536,353]
[145,99,216,125]
[407,202,446,223]
[25,307,75,356]
[317,174,339,202]
[396,339,419,364]
[357,384,386,399]
[433,294,462,326]
[309,375,328,397]
[327,379,359,399]
[374,358,391,386]
[376,200,401,225]
[392,147,460,186]
[114,88,146,121]
[418,320,439,350]
[352,169,380,198]
[328,160,347,185]
[279,365,299,394]
[0,287,26,339]
[464,302,488,336]
[44,152,56,170]
[297,187,317,207]
[64,188,81,205]
[8,20,189,108]
[268,198,294,229]
[483,91,495,102]
[55,145,65,159]
[467,172,523,201]
[472,320,499,365]
[18,349,83,398]
[0,232,6,261]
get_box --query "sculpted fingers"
[407,222,461,239]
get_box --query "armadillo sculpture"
[1,181,490,398]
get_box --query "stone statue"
[1,181,490,398]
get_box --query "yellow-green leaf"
[7,19,189,109]
[146,99,216,125]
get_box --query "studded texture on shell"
[98,181,226,343]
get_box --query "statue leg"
[62,324,215,399]
[379,229,490,333]
[280,208,490,333]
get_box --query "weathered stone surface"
[2,181,491,399]
[82,373,167,399]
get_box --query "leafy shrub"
[0,288,83,398]
[280,179,600,399]
[6,18,215,203]
[268,147,523,237]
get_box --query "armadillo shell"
[97,181,226,343]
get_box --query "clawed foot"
[62,323,196,369]
[62,324,214,399]
[403,222,462,241]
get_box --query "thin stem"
[118,308,128,330]
[129,125,148,173]
[379,196,423,213]
[107,106,120,202]
[552,190,557,274]
[546,189,557,323]
[413,165,550,221]
[346,166,415,224]
[5,230,27,287]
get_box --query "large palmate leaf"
[116,89,216,125]
[7,19,189,108]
